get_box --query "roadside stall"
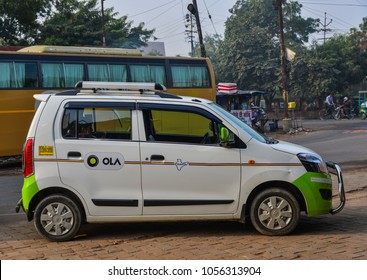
[216,83,269,131]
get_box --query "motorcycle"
[251,105,268,132]
[360,102,366,120]
[334,104,355,120]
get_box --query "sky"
[104,0,367,56]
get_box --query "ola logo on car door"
[85,153,124,170]
[87,155,99,167]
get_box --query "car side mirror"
[220,127,234,147]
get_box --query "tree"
[216,0,318,94]
[36,0,154,48]
[289,18,367,100]
[0,0,53,45]
[217,0,278,90]
[289,48,339,99]
[282,1,319,52]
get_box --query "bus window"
[24,63,39,88]
[87,64,127,82]
[41,63,84,88]
[64,64,84,87]
[0,62,38,88]
[171,65,210,88]
[130,65,166,85]
[110,65,127,82]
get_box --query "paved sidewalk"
[1,167,366,260]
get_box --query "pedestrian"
[325,93,335,115]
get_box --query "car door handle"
[150,154,165,161]
[67,151,81,158]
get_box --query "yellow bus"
[0,45,216,157]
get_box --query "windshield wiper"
[265,137,279,144]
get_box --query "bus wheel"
[250,188,300,236]
[34,194,82,242]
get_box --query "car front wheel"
[250,188,300,236]
[34,194,82,242]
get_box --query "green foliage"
[0,0,53,45]
[37,0,101,46]
[282,1,319,52]
[290,27,367,99]
[36,0,154,48]
[217,0,279,91]
[0,0,154,48]
[289,50,338,98]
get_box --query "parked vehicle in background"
[357,91,367,120]
[0,45,215,157]
[360,104,367,120]
[250,104,268,132]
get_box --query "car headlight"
[297,153,328,174]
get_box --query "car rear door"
[54,100,143,217]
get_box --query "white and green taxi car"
[16,82,345,241]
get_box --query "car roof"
[34,89,211,106]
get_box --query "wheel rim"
[40,202,74,236]
[257,196,293,230]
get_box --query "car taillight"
[23,138,34,177]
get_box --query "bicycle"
[319,104,336,120]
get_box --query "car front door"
[139,103,241,216]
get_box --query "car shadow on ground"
[75,205,367,241]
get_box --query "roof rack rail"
[75,81,166,92]
[73,81,181,99]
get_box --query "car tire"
[34,194,82,242]
[250,188,300,236]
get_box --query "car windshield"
[208,103,278,144]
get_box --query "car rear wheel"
[34,194,82,242]
[250,188,300,236]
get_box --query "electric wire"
[202,0,219,36]
[128,0,180,18]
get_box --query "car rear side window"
[62,107,132,140]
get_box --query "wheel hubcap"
[40,202,74,236]
[258,196,293,230]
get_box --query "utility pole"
[101,0,107,47]
[185,13,196,57]
[274,0,289,122]
[319,12,332,44]
[188,0,206,57]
